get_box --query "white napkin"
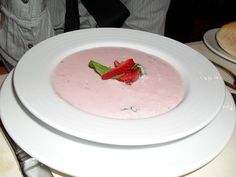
[0,128,23,177]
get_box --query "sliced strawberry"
[118,67,141,84]
[102,58,135,80]
[114,60,121,67]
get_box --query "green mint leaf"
[133,63,145,76]
[89,60,111,76]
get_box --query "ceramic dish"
[1,72,235,177]
[203,28,236,63]
[13,28,225,146]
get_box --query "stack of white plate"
[1,28,235,177]
[203,28,236,64]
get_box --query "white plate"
[203,28,236,63]
[1,72,235,177]
[13,28,225,146]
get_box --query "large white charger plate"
[13,28,225,146]
[203,28,236,63]
[1,72,236,177]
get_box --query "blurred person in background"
[0,0,170,71]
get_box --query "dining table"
[0,41,235,177]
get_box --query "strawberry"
[118,67,141,84]
[89,58,144,84]
[114,60,121,67]
[101,58,135,80]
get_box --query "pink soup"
[52,47,185,119]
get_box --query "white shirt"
[0,0,170,69]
